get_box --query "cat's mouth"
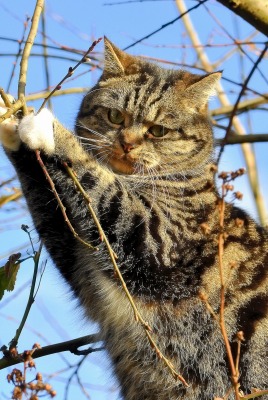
[107,150,137,174]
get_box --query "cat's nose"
[120,141,135,153]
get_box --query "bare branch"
[0,334,102,370]
[18,0,44,115]
[216,0,268,37]
[211,94,268,117]
[38,37,102,112]
[9,242,43,350]
[217,133,268,145]
[176,0,267,226]
[123,0,208,50]
[218,43,268,159]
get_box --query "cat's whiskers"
[79,136,109,145]
[76,121,110,143]
[96,149,111,166]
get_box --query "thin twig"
[9,242,43,350]
[64,163,189,387]
[38,37,102,112]
[218,43,268,160]
[217,171,248,400]
[6,16,30,93]
[0,334,101,370]
[41,6,52,110]
[216,133,268,145]
[218,184,240,399]
[211,94,268,117]
[18,0,44,115]
[123,0,208,50]
[35,151,97,251]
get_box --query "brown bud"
[36,372,42,381]
[10,347,18,357]
[50,390,57,397]
[12,386,22,399]
[29,395,38,400]
[234,191,243,200]
[238,167,246,175]
[28,382,36,390]
[224,184,234,191]
[28,360,36,368]
[23,350,32,361]
[218,171,228,179]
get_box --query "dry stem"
[64,163,189,387]
[18,0,44,114]
[218,179,240,400]
[38,37,102,112]
[35,151,98,251]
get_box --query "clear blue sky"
[0,1,267,399]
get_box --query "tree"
[0,1,267,399]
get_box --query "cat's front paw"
[0,95,20,151]
[19,108,55,155]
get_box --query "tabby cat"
[0,38,267,400]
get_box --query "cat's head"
[76,38,221,176]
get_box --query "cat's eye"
[108,109,125,125]
[149,125,168,138]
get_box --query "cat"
[0,38,267,400]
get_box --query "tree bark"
[216,0,268,37]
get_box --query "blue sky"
[0,1,267,399]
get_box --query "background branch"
[216,0,268,37]
[0,333,102,370]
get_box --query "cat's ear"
[183,71,222,107]
[103,37,137,78]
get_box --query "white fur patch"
[19,109,55,155]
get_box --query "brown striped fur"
[1,38,267,399]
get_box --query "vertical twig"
[18,0,44,115]
[9,242,43,350]
[6,16,30,93]
[41,5,53,110]
[218,180,240,400]
[63,163,189,387]
[37,37,102,112]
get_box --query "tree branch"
[211,94,268,117]
[18,0,44,114]
[0,334,102,370]
[217,133,268,145]
[216,0,268,37]
[175,0,267,226]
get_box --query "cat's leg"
[18,109,104,174]
[0,106,102,175]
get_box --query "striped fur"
[1,39,267,399]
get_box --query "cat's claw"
[19,109,55,155]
